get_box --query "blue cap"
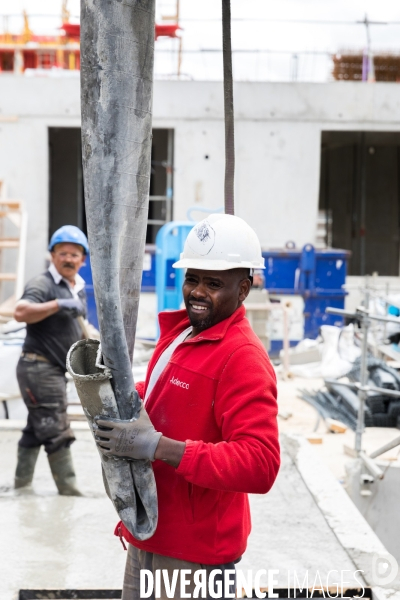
[49,225,89,255]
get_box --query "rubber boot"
[14,446,40,489]
[47,447,83,496]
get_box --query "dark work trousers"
[122,544,237,600]
[16,357,75,455]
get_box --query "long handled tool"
[68,0,158,540]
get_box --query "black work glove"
[94,402,162,462]
[57,298,85,318]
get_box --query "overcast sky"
[1,0,399,81]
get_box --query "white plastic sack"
[290,324,360,379]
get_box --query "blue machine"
[263,244,350,342]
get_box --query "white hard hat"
[173,213,265,271]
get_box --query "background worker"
[13,225,89,496]
[95,214,280,599]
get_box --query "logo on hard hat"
[189,220,215,256]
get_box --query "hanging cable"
[222,0,235,215]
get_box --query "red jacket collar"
[158,304,246,343]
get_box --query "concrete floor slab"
[2,370,400,599]
[0,429,126,600]
[241,441,357,588]
[2,426,394,599]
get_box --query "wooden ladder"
[0,182,28,322]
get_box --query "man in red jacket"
[96,214,280,600]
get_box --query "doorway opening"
[48,127,174,244]
[319,131,400,276]
[148,128,174,244]
[48,127,85,240]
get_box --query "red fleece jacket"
[117,305,280,564]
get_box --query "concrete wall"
[1,75,400,280]
[0,75,81,282]
[346,457,400,566]
[345,276,400,312]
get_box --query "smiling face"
[51,242,85,284]
[182,268,251,337]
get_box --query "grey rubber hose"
[79,0,158,539]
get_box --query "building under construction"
[1,9,400,280]
[1,6,400,600]
[332,52,400,82]
[2,77,400,280]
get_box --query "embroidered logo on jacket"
[170,376,189,390]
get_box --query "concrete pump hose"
[79,0,158,540]
[222,0,235,216]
